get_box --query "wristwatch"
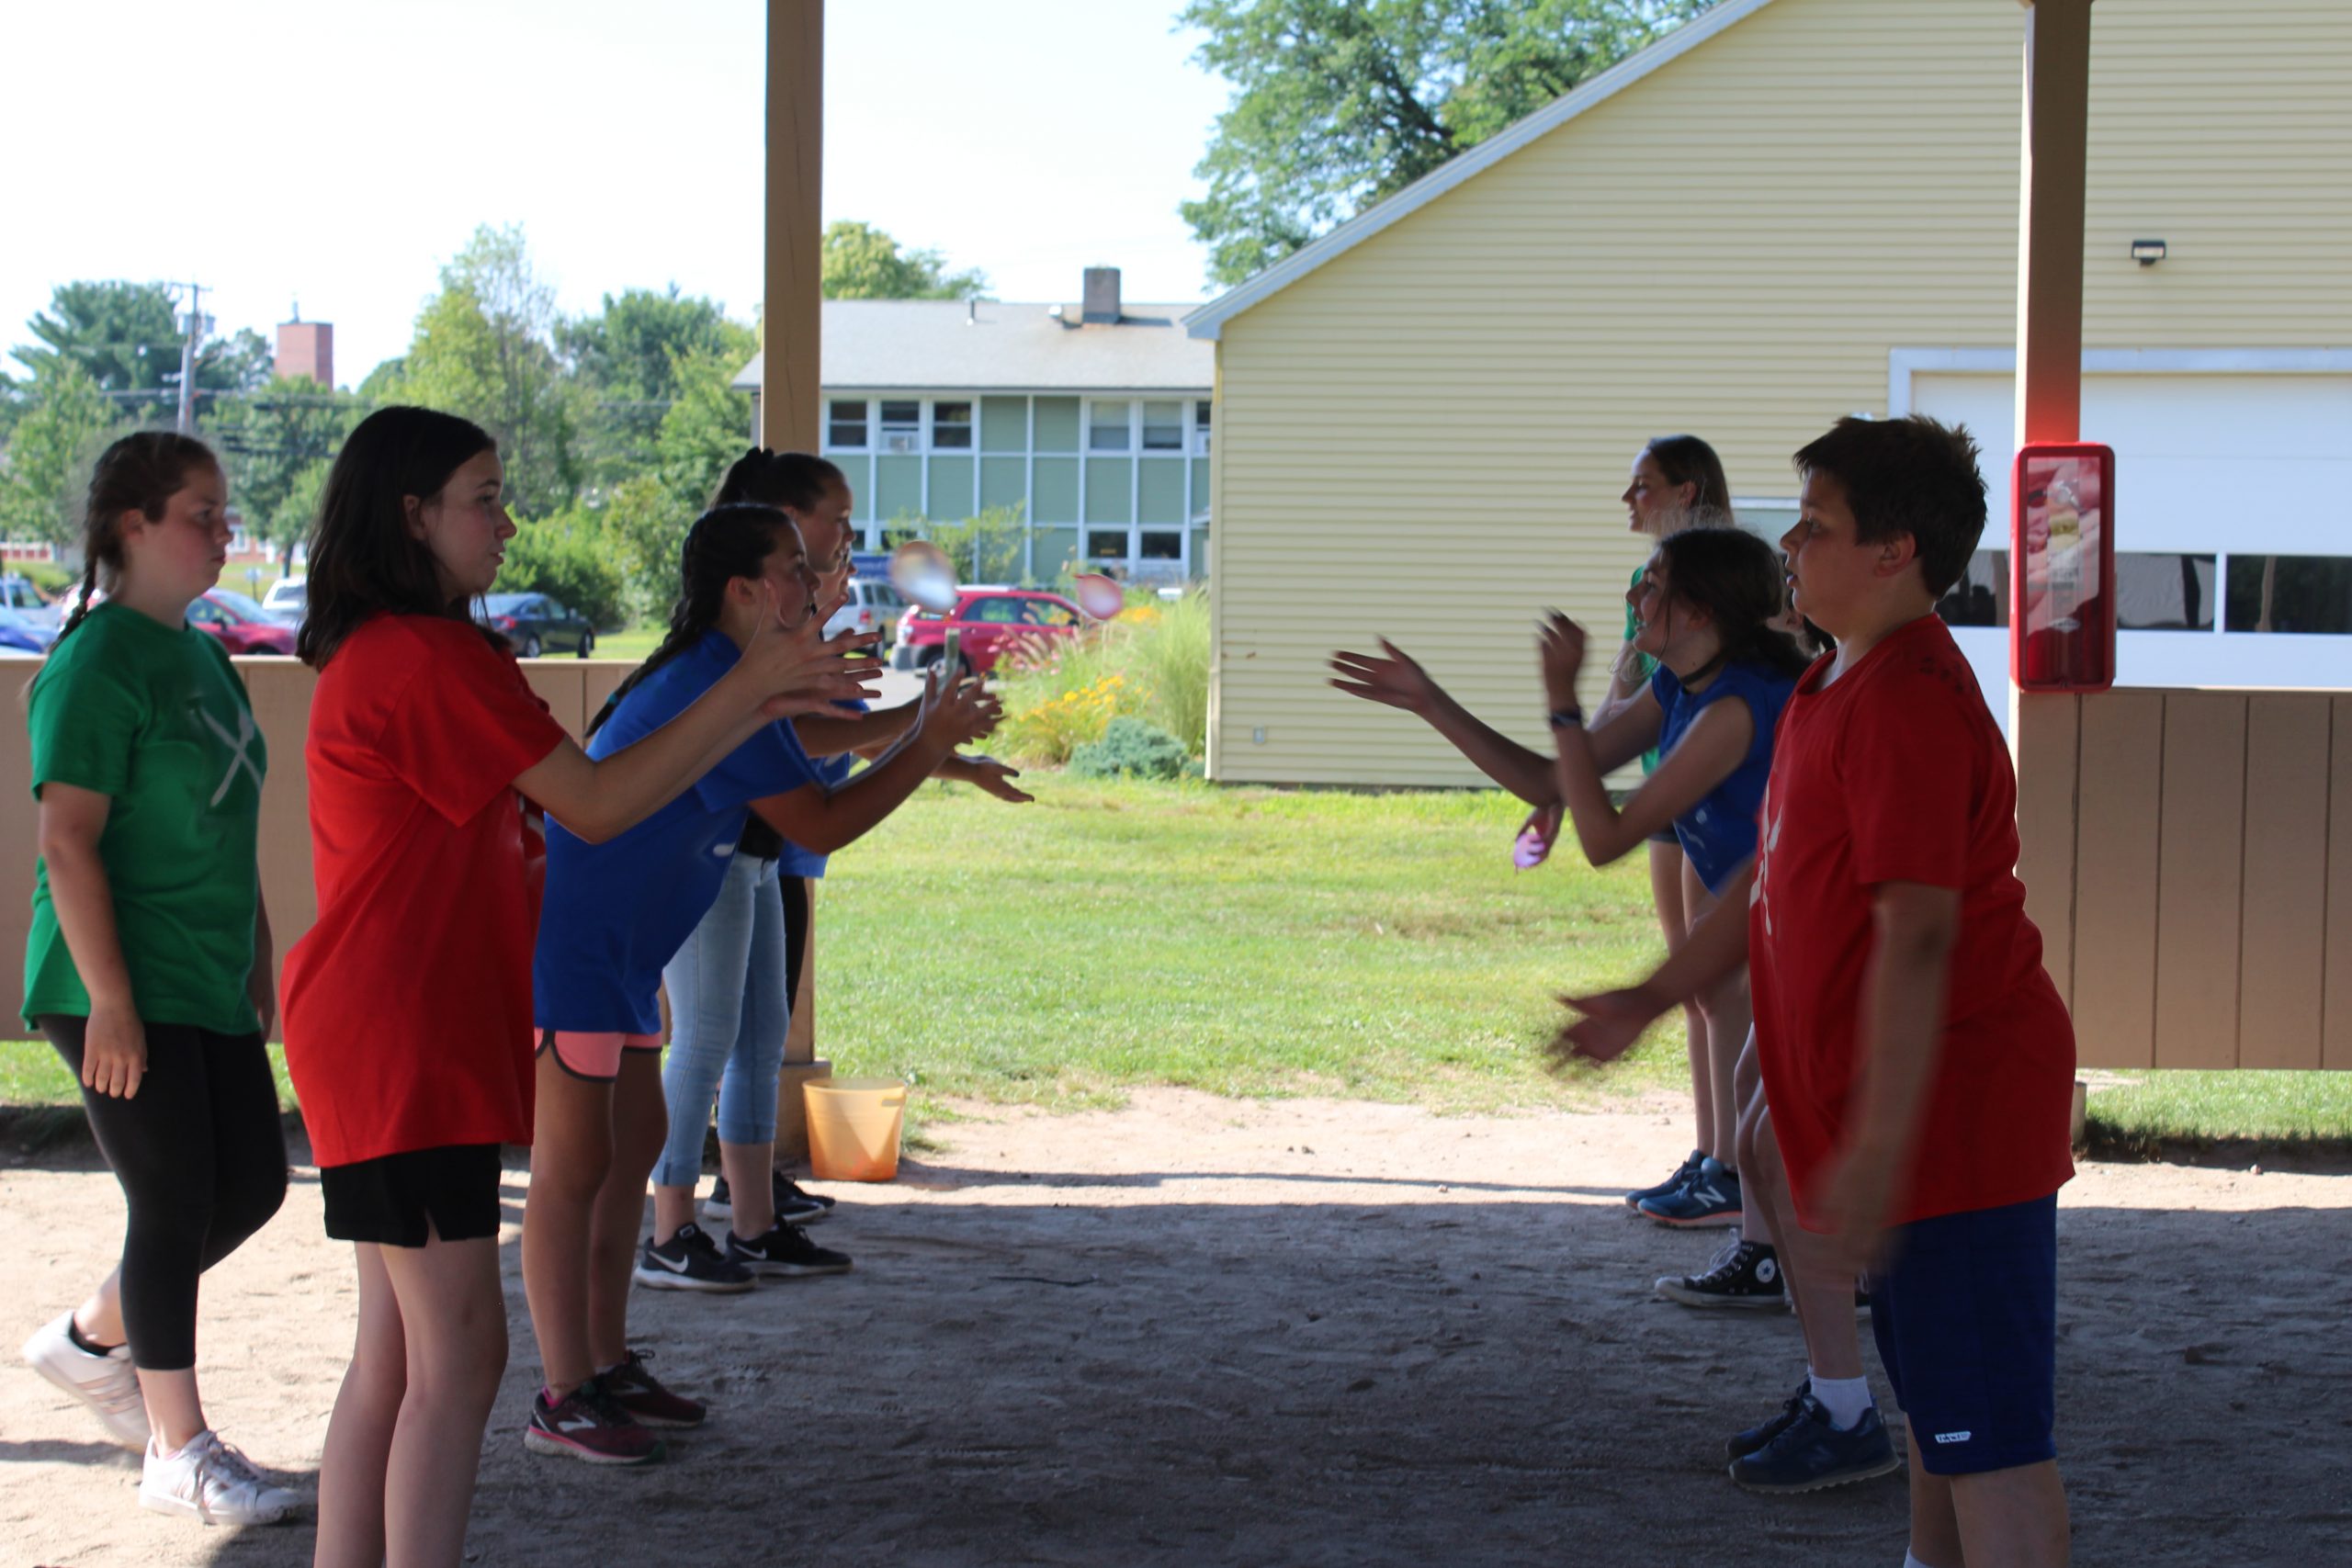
[1547,705,1585,729]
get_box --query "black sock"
[65,1318,121,1356]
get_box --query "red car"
[187,590,298,656]
[895,589,1085,676]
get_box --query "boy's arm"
[1813,881,1959,1272]
[1546,862,1755,1066]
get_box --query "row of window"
[827,398,1210,456]
[1937,551,2352,636]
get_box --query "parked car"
[824,577,907,649]
[477,592,595,658]
[0,573,60,630]
[0,605,54,655]
[188,590,298,655]
[894,589,1086,676]
[262,576,307,622]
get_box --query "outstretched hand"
[742,581,884,719]
[960,755,1034,804]
[1536,611,1589,708]
[1329,639,1440,714]
[1542,984,1667,1072]
[922,671,1000,752]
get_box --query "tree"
[1180,0,1715,284]
[207,377,364,569]
[820,220,989,300]
[557,287,755,486]
[12,281,268,424]
[385,225,582,512]
[495,506,628,629]
[0,356,120,547]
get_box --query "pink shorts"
[537,1029,663,1082]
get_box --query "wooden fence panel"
[2153,693,2247,1068]
[2237,695,2330,1069]
[2010,691,2081,1011]
[2071,691,2165,1068]
[2327,696,2352,1071]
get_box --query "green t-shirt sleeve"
[27,651,143,800]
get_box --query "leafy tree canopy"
[11,281,267,423]
[821,220,989,300]
[1180,0,1714,285]
[0,356,120,547]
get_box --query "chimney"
[276,315,334,388]
[1080,266,1122,324]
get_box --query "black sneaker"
[724,1223,853,1278]
[1656,1235,1787,1310]
[633,1224,755,1293]
[702,1171,831,1226]
[1625,1149,1705,1210]
[523,1377,665,1466]
[1728,1394,1902,1494]
[1726,1378,1812,1461]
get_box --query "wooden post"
[763,0,823,454]
[765,1,831,1163]
[2015,0,2094,448]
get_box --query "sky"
[2,0,1231,389]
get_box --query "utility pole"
[175,281,211,434]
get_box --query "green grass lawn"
[5,781,2347,1157]
[591,625,663,661]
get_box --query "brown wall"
[1,658,632,1042]
[2014,688,2350,1070]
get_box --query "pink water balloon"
[1071,573,1125,621]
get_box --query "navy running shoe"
[1637,1156,1742,1227]
[1727,1394,1901,1494]
[1726,1378,1813,1461]
[1624,1149,1705,1210]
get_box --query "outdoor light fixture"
[2130,238,2167,265]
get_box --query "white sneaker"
[22,1311,149,1449]
[139,1429,298,1526]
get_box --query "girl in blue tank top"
[1533,525,1810,1232]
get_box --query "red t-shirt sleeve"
[1838,683,1975,891]
[377,626,570,827]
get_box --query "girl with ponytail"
[653,448,1030,1256]
[281,408,871,1567]
[19,433,298,1528]
[519,477,996,1467]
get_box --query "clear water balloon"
[888,540,961,614]
[1071,572,1125,621]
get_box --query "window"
[1936,549,2222,632]
[1141,401,1183,451]
[1140,532,1182,560]
[932,400,973,450]
[1194,401,1212,455]
[1087,530,1128,559]
[2226,556,2352,634]
[880,400,921,454]
[1936,550,2006,628]
[967,596,1023,624]
[827,400,868,448]
[1021,599,1080,627]
[1088,400,1131,452]
[186,598,223,626]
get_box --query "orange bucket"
[803,1077,908,1182]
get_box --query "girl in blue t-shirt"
[1533,525,1807,1233]
[519,499,994,1466]
[648,450,1031,1266]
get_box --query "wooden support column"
[765,0,831,1161]
[763,0,823,454]
[2015,0,2094,447]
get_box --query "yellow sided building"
[1186,0,2352,785]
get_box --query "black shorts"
[320,1144,504,1247]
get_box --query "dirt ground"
[4,1089,2346,1568]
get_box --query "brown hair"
[1643,434,1735,531]
[1792,415,1987,597]
[54,432,220,649]
[1650,526,1810,679]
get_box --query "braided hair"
[51,432,220,651]
[585,502,799,738]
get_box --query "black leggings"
[40,1017,288,1371]
[782,873,811,1007]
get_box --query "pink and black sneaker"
[523,1377,665,1466]
[601,1350,706,1429]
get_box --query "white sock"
[1905,1552,1947,1568]
[1809,1371,1873,1430]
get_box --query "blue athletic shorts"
[1869,1191,2059,1476]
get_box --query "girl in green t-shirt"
[19,434,297,1528]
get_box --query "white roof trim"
[1181,0,1781,343]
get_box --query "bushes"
[495,507,628,628]
[1069,716,1191,781]
[993,590,1210,768]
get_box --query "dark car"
[477,592,596,658]
[187,590,298,656]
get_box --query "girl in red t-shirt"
[284,407,875,1568]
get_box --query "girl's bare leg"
[522,1055,614,1400]
[377,1231,506,1568]
[589,1051,671,1371]
[312,1243,404,1568]
[1646,839,1709,1154]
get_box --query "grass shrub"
[994,589,1209,764]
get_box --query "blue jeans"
[652,853,789,1189]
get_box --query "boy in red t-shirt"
[1560,416,2075,1568]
